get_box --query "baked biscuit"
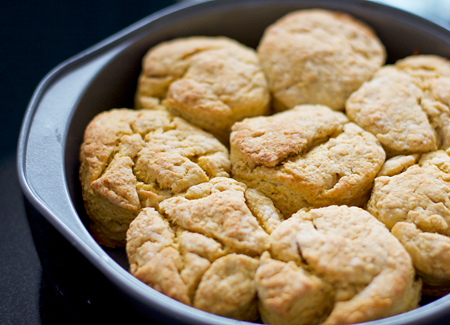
[230,105,385,217]
[79,109,230,247]
[256,205,421,325]
[126,177,283,321]
[376,154,420,177]
[257,9,385,112]
[346,55,450,157]
[135,36,270,144]
[367,150,450,295]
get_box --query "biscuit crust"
[367,150,450,293]
[159,178,270,256]
[376,154,420,177]
[126,177,280,321]
[79,109,230,247]
[231,105,385,217]
[135,36,270,144]
[256,252,334,325]
[346,55,450,157]
[257,206,421,325]
[258,9,385,111]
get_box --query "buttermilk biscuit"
[256,206,421,325]
[346,55,450,157]
[126,177,283,321]
[376,154,420,177]
[230,105,385,217]
[257,9,385,112]
[367,150,450,295]
[135,36,270,144]
[79,109,230,247]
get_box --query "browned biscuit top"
[231,104,348,167]
[367,150,450,290]
[136,36,270,144]
[126,177,283,321]
[231,105,385,217]
[346,55,450,157]
[79,108,231,246]
[258,9,386,111]
[257,205,421,325]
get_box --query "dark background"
[0,1,175,324]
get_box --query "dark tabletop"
[0,1,174,324]
[2,1,450,324]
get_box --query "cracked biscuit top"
[79,108,230,247]
[346,55,450,157]
[257,9,385,112]
[126,177,283,321]
[135,36,270,144]
[367,150,450,294]
[230,105,385,217]
[256,205,421,325]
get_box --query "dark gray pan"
[17,0,450,324]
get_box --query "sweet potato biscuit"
[126,177,282,321]
[79,108,230,247]
[135,36,270,144]
[257,9,385,112]
[346,55,450,157]
[159,178,271,256]
[367,150,450,294]
[230,105,385,217]
[256,252,333,325]
[376,154,420,177]
[256,206,421,325]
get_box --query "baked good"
[126,177,283,321]
[230,104,385,217]
[77,9,444,322]
[376,154,420,177]
[135,36,271,144]
[257,9,385,112]
[256,205,421,325]
[346,55,450,157]
[367,150,450,295]
[79,108,230,247]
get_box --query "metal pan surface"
[17,0,450,324]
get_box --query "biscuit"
[135,36,270,144]
[376,154,420,177]
[257,9,385,112]
[256,206,421,325]
[346,55,450,157]
[126,177,283,321]
[230,105,385,217]
[367,150,450,294]
[79,109,230,247]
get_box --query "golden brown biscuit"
[244,188,283,234]
[135,36,270,144]
[257,9,385,112]
[256,206,421,325]
[367,150,450,294]
[346,55,450,157]
[376,154,420,177]
[126,177,282,321]
[193,254,259,320]
[134,95,167,111]
[159,178,271,256]
[230,105,385,217]
[79,108,230,247]
[396,54,450,79]
[256,252,333,325]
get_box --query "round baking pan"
[17,0,450,324]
